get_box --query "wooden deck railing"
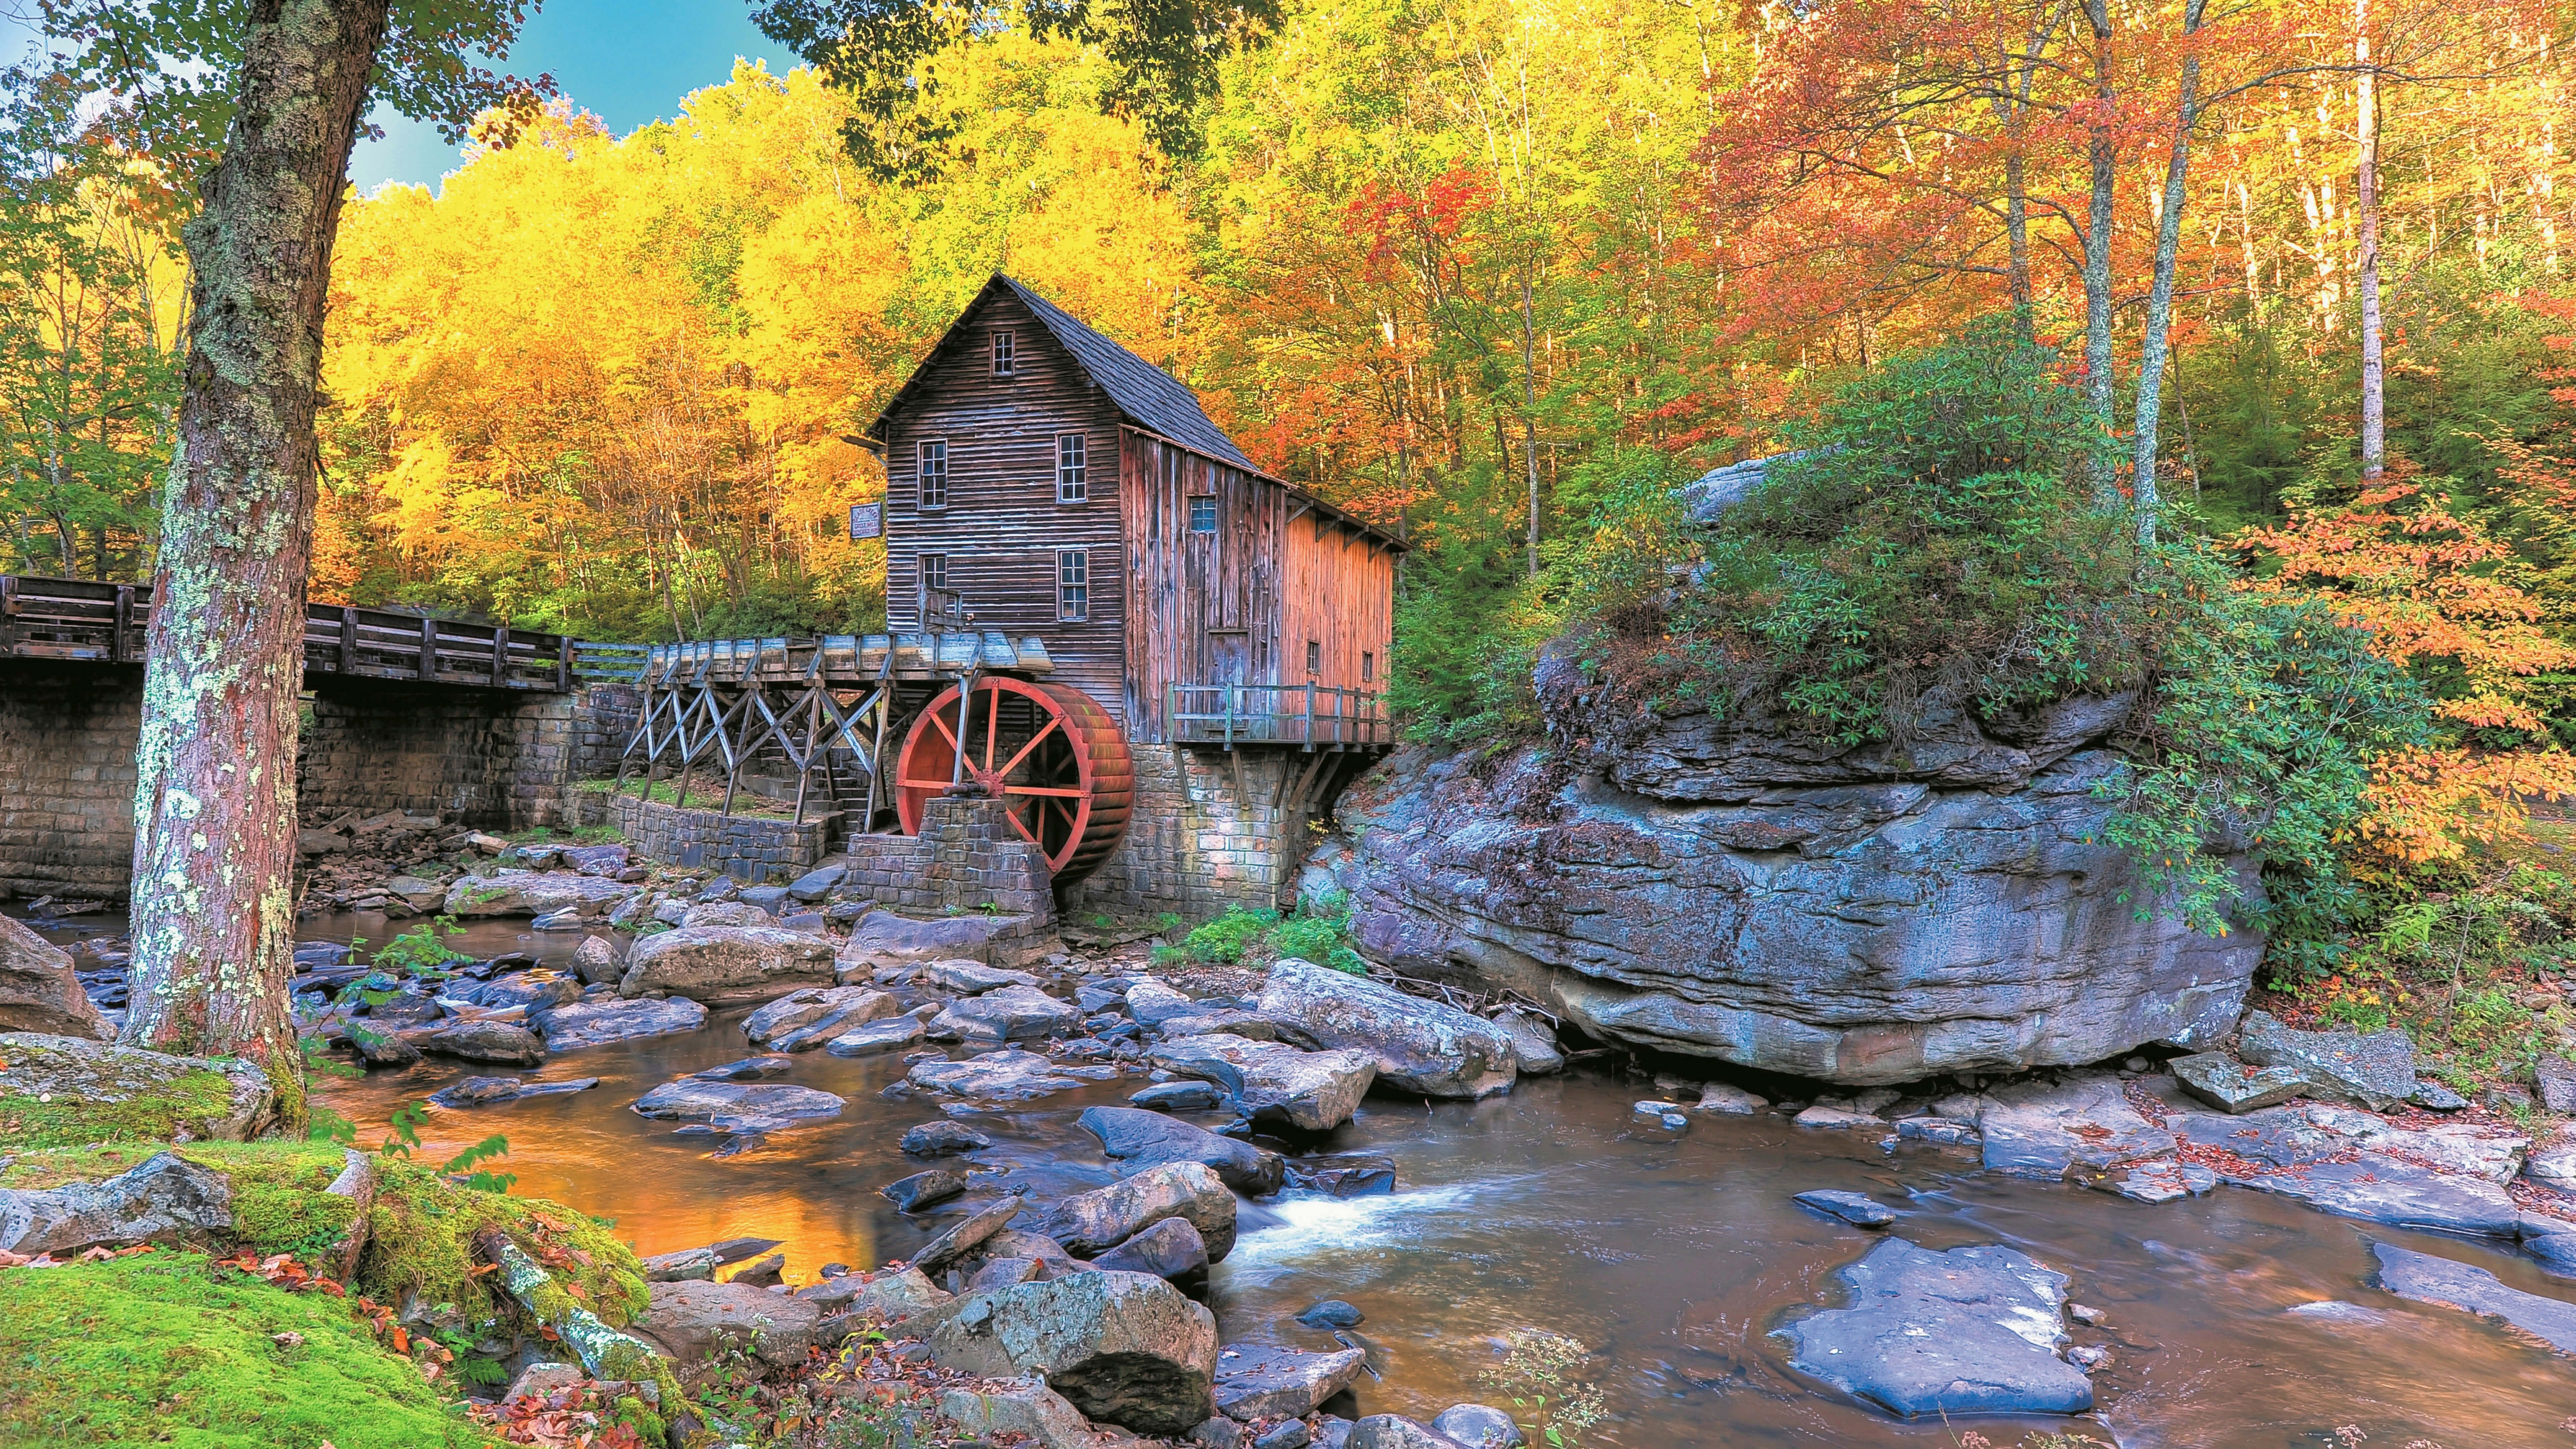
[0,574,582,692]
[1168,681,1391,749]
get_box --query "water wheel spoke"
[998,800,1043,847]
[999,784,1086,798]
[898,775,956,792]
[991,716,1063,783]
[928,707,961,752]
[981,682,1003,772]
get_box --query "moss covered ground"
[0,1048,256,1151]
[0,1252,494,1449]
[0,1140,646,1326]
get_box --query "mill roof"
[867,273,1256,472]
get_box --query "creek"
[31,908,2576,1447]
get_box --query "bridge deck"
[0,574,580,692]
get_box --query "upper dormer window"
[990,330,1017,377]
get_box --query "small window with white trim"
[1057,549,1089,622]
[919,553,948,593]
[1056,433,1087,503]
[916,439,949,510]
[990,330,1016,377]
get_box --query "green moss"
[0,1253,492,1448]
[0,1069,245,1152]
[0,1143,645,1329]
[361,1159,648,1326]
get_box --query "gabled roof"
[867,273,1255,472]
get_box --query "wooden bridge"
[0,574,611,693]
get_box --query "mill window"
[1361,650,1374,683]
[919,553,948,594]
[917,439,949,511]
[1057,549,1089,623]
[1056,433,1088,503]
[990,330,1016,377]
[1187,495,1217,533]
[1305,640,1322,676]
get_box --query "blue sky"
[0,1,794,194]
[355,0,795,192]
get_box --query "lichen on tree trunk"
[121,0,395,1125]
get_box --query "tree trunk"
[121,0,392,1124]
[2082,0,2121,508]
[2131,0,2206,549]
[2356,0,2385,478]
[1521,264,1542,579]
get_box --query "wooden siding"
[881,291,1130,723]
[1277,499,1398,706]
[1119,429,1283,741]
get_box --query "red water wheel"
[895,676,1133,883]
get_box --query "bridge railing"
[0,574,577,692]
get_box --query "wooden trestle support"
[610,633,1132,884]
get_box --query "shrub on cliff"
[1526,321,2433,942]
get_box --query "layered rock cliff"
[1303,676,2259,1085]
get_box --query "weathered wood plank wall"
[881,291,1129,723]
[1119,429,1283,741]
[1277,505,1397,709]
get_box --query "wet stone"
[1431,1404,1523,1448]
[2375,1241,2576,1351]
[693,1055,793,1082]
[882,1169,969,1213]
[1781,1238,2091,1417]
[902,1121,993,1157]
[1296,1300,1364,1329]
[825,1015,926,1057]
[2106,1157,2219,1203]
[533,996,708,1052]
[1794,1189,1896,1228]
[428,1075,600,1109]
[1132,1080,1229,1113]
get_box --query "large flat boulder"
[836,909,1047,968]
[909,1049,1114,1103]
[632,1078,844,1133]
[415,1019,545,1067]
[1255,959,1515,1099]
[1033,1160,1239,1262]
[1318,734,2257,1086]
[1213,1345,1369,1421]
[908,1269,1220,1435]
[443,870,633,920]
[632,1278,822,1375]
[1148,1034,1377,1131]
[1780,1238,2092,1417]
[0,914,110,1040]
[745,986,898,1051]
[931,983,1082,1044]
[532,996,708,1051]
[2375,1242,2576,1352]
[0,1150,234,1255]
[1077,1106,1285,1196]
[618,925,838,1000]
[2238,1010,2417,1110]
[1977,1072,2174,1179]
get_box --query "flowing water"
[28,908,2576,1448]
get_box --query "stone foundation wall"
[611,792,834,882]
[0,661,144,899]
[842,795,1053,918]
[1061,745,1353,918]
[0,665,638,900]
[300,680,639,832]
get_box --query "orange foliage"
[2240,475,2576,868]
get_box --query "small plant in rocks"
[1477,1328,1606,1448]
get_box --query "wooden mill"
[614,274,1404,899]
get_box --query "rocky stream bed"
[12,864,2576,1448]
